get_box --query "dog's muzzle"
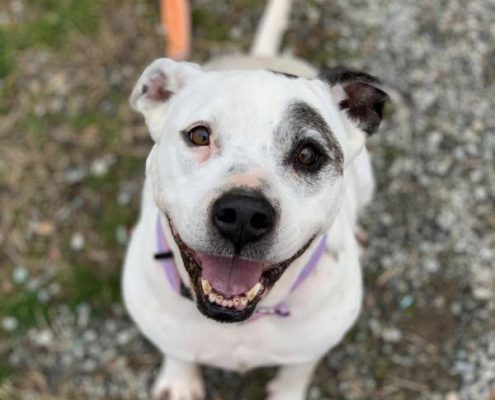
[165,189,316,323]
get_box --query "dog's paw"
[267,382,306,400]
[266,362,318,400]
[267,375,307,400]
[153,388,203,400]
[151,360,205,400]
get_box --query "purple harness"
[155,214,327,319]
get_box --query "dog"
[123,1,389,398]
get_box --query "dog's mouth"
[168,222,314,323]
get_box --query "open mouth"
[168,220,314,323]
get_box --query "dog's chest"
[161,311,325,370]
[126,260,361,372]
[190,326,283,370]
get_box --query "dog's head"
[130,59,388,323]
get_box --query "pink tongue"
[200,254,263,297]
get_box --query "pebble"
[381,327,403,344]
[2,316,19,332]
[115,225,128,245]
[32,330,53,347]
[90,155,116,177]
[64,167,87,184]
[12,266,29,285]
[70,232,85,251]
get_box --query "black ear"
[319,66,389,135]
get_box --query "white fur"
[251,0,293,57]
[123,57,374,400]
[123,3,378,399]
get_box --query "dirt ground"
[0,0,494,399]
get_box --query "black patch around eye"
[283,102,344,175]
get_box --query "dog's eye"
[188,126,210,146]
[294,143,320,169]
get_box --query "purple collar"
[155,214,327,319]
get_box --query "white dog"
[123,1,388,398]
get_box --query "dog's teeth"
[233,297,240,306]
[208,293,216,303]
[236,296,248,310]
[246,282,263,301]
[201,278,211,295]
[227,300,233,307]
[221,300,228,307]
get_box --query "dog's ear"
[320,66,389,136]
[130,58,202,139]
[319,66,389,165]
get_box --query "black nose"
[212,191,276,249]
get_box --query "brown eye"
[188,126,210,146]
[296,144,319,166]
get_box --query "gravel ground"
[1,0,494,399]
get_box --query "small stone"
[451,302,462,316]
[473,287,492,301]
[82,358,97,372]
[37,289,50,303]
[117,191,131,206]
[64,167,87,184]
[83,330,97,343]
[33,330,53,347]
[77,303,91,327]
[90,155,115,177]
[445,391,460,400]
[399,295,414,309]
[2,316,18,332]
[433,296,446,309]
[424,258,440,273]
[115,225,128,245]
[369,318,382,336]
[12,266,28,284]
[381,327,402,343]
[48,282,61,296]
[70,232,85,251]
[116,330,134,346]
[27,277,41,291]
[31,220,55,236]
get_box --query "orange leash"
[160,0,191,60]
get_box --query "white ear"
[130,58,202,139]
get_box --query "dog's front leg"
[151,356,205,400]
[267,360,319,400]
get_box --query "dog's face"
[131,59,387,323]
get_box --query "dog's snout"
[212,191,276,249]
